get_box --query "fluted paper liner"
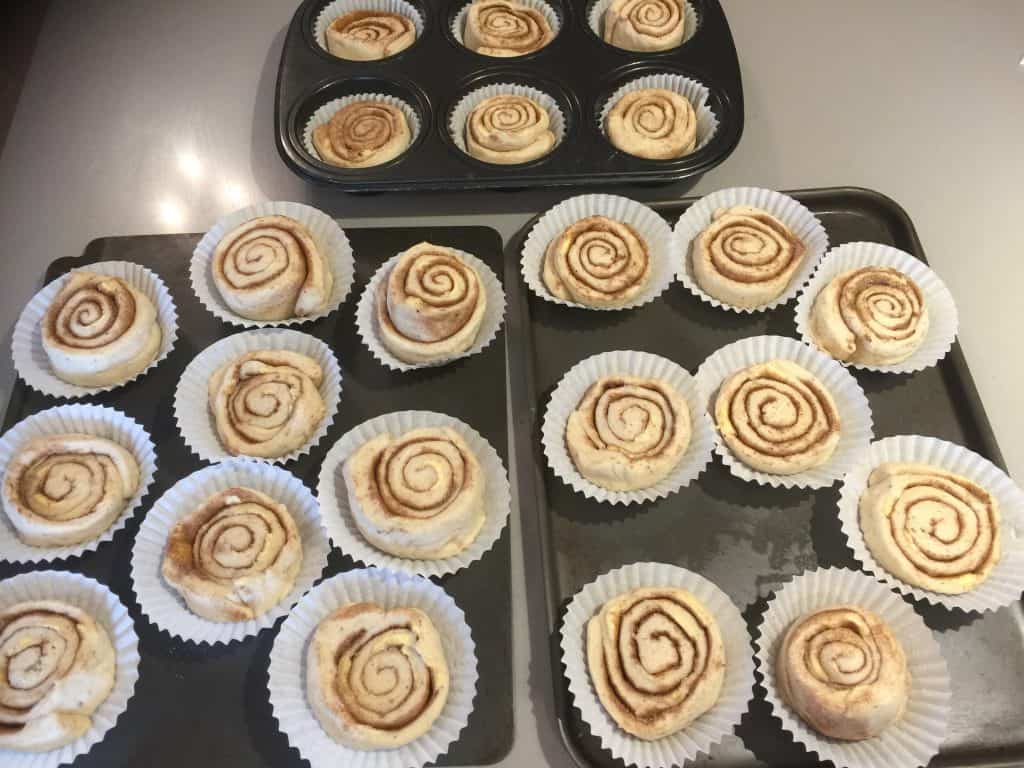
[452,0,560,49]
[694,335,874,489]
[0,571,139,768]
[302,93,421,165]
[0,404,157,564]
[314,0,425,57]
[561,562,753,768]
[521,194,678,311]
[599,73,718,154]
[448,82,565,158]
[174,328,342,464]
[190,201,355,328]
[753,567,951,768]
[543,350,714,505]
[317,411,510,578]
[130,459,330,644]
[587,0,698,47]
[674,187,829,313]
[267,568,477,768]
[12,260,179,399]
[793,242,959,373]
[355,247,505,371]
[836,435,1024,613]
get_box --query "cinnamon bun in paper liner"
[588,0,698,51]
[453,0,558,57]
[315,0,424,60]
[303,93,420,169]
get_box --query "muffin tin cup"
[451,0,562,53]
[11,260,179,399]
[173,328,342,465]
[0,570,140,768]
[314,0,426,58]
[448,81,566,159]
[753,567,951,768]
[793,242,959,374]
[587,0,699,49]
[542,350,714,505]
[267,567,478,768]
[0,404,157,564]
[521,193,677,310]
[316,410,511,579]
[355,246,505,372]
[130,459,330,645]
[561,561,753,768]
[190,200,355,329]
[693,335,874,490]
[836,434,1024,613]
[301,92,422,165]
[674,186,830,314]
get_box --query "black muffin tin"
[275,0,744,191]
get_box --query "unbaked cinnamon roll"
[776,605,910,740]
[566,375,690,491]
[463,0,554,56]
[692,206,806,308]
[860,463,1001,594]
[207,349,326,459]
[212,215,334,321]
[714,360,840,475]
[326,10,416,61]
[606,88,696,160]
[2,434,139,547]
[343,427,485,559]
[603,0,685,52]
[465,94,556,164]
[306,602,450,749]
[313,100,412,169]
[162,486,304,622]
[586,587,725,740]
[810,267,929,365]
[542,216,651,307]
[0,600,116,752]
[42,271,162,387]
[376,242,487,364]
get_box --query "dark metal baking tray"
[275,0,743,192]
[505,186,1023,767]
[0,225,513,767]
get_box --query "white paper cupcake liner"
[587,0,698,47]
[316,410,510,579]
[836,435,1024,613]
[521,194,678,311]
[561,562,753,768]
[314,0,425,57]
[174,328,342,464]
[268,567,477,768]
[599,72,718,155]
[355,247,505,372]
[302,93,422,165]
[0,570,140,768]
[11,260,180,399]
[673,187,830,313]
[0,404,157,564]
[452,0,560,50]
[753,567,951,768]
[448,82,565,159]
[190,201,355,328]
[542,350,714,505]
[130,459,330,645]
[793,242,959,373]
[694,335,874,489]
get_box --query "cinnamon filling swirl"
[326,11,416,61]
[313,100,412,169]
[603,0,686,52]
[463,0,555,56]
[606,87,697,160]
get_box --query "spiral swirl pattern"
[208,349,326,459]
[465,94,556,164]
[810,267,929,365]
[586,587,725,740]
[777,606,909,740]
[603,0,685,52]
[542,216,651,308]
[860,462,1001,594]
[376,242,487,364]
[325,10,416,61]
[714,360,840,475]
[464,0,555,56]
[606,87,696,160]
[307,603,450,749]
[313,100,412,169]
